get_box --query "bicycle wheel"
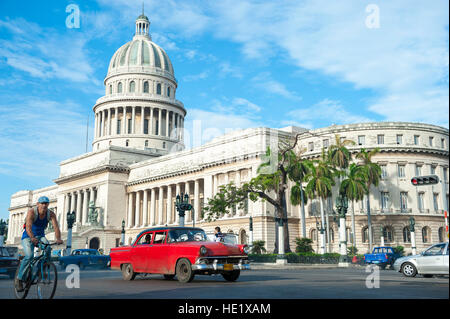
[36,262,57,299]
[14,262,31,299]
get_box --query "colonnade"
[60,187,98,231]
[94,106,184,140]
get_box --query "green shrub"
[251,240,267,254]
[348,246,358,255]
[393,246,404,256]
[295,237,314,253]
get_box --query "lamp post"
[0,219,7,247]
[120,220,125,246]
[66,211,76,256]
[249,216,254,248]
[85,237,89,249]
[409,217,417,255]
[336,195,349,267]
[176,193,193,227]
[380,225,385,247]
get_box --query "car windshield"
[0,247,10,257]
[168,229,208,243]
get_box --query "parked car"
[110,227,250,283]
[59,249,110,270]
[0,247,19,279]
[393,242,449,277]
[364,246,400,269]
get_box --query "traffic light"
[411,175,440,186]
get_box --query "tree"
[295,237,314,253]
[203,133,305,254]
[356,148,382,252]
[340,163,368,248]
[304,151,335,254]
[251,240,267,254]
[329,134,356,170]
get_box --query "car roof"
[135,227,205,240]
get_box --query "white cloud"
[182,71,209,82]
[252,72,302,101]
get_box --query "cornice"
[54,164,130,184]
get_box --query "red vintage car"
[110,227,250,283]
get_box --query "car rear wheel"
[176,258,195,283]
[122,264,137,281]
[401,262,417,277]
[222,270,240,282]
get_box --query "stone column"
[82,189,88,225]
[171,111,175,139]
[142,189,148,226]
[175,184,181,224]
[127,192,133,228]
[213,174,218,196]
[94,113,98,138]
[122,107,127,135]
[107,108,111,136]
[131,106,136,134]
[158,187,164,225]
[135,191,141,228]
[167,185,172,224]
[158,108,162,136]
[165,110,169,137]
[141,107,145,134]
[194,180,200,222]
[76,190,82,225]
[150,188,155,226]
[115,107,119,135]
[185,181,191,222]
[150,107,153,135]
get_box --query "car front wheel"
[401,262,417,277]
[122,264,137,281]
[176,258,195,283]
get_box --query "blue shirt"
[22,210,49,239]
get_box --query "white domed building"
[6,14,449,256]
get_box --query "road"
[0,266,448,299]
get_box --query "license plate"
[223,264,233,271]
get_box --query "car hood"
[181,241,243,256]
[394,254,421,263]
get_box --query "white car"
[393,242,449,277]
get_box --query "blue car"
[59,249,110,270]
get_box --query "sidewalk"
[250,263,365,270]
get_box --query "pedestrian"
[15,196,63,292]
[214,226,225,243]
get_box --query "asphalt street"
[0,266,448,299]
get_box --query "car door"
[416,243,446,274]
[147,231,169,274]
[131,232,153,273]
[439,243,449,273]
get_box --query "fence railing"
[248,253,366,265]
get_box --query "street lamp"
[66,211,76,256]
[409,217,417,255]
[176,192,193,227]
[120,220,125,246]
[336,195,349,267]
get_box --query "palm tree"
[329,134,356,170]
[356,148,382,252]
[305,155,335,254]
[340,163,368,248]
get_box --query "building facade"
[7,15,449,255]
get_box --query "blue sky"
[0,0,448,221]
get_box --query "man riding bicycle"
[15,196,63,292]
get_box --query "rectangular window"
[155,120,159,135]
[418,193,425,212]
[441,138,445,149]
[128,119,132,134]
[358,135,365,145]
[433,193,439,211]
[415,165,422,176]
[414,135,420,145]
[323,139,329,149]
[117,120,121,134]
[396,134,403,145]
[381,165,388,178]
[308,142,314,152]
[381,192,389,210]
[144,119,149,134]
[429,136,434,146]
[400,192,408,211]
[398,165,406,178]
[377,134,384,144]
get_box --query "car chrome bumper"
[192,263,251,271]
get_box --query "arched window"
[143,81,149,93]
[438,227,445,242]
[126,139,129,147]
[117,82,123,93]
[326,228,334,243]
[383,226,394,243]
[403,227,411,243]
[310,229,317,242]
[362,226,373,243]
[239,229,247,245]
[167,86,171,97]
[162,142,166,148]
[109,85,113,94]
[422,226,431,243]
[156,83,161,95]
[145,140,148,147]
[346,227,353,244]
[129,81,135,93]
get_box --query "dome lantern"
[135,4,150,38]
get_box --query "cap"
[38,196,50,203]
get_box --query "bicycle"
[14,240,59,299]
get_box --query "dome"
[106,14,175,80]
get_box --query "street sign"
[410,175,440,186]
